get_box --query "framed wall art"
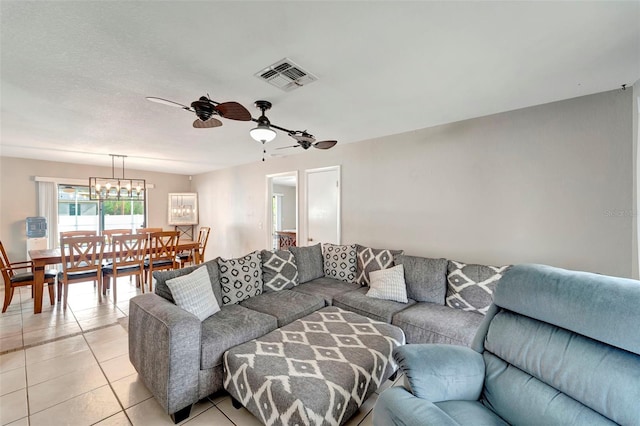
[168,193,198,225]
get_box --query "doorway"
[266,171,298,250]
[304,166,341,245]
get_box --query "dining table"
[28,239,199,314]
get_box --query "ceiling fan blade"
[193,118,222,128]
[146,97,191,109]
[215,102,252,121]
[276,145,301,150]
[314,140,337,149]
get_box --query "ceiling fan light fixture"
[250,124,277,143]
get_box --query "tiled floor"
[0,278,400,425]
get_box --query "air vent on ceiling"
[254,58,318,92]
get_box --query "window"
[57,185,146,243]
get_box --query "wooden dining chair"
[102,228,132,244]
[145,231,180,292]
[59,235,105,308]
[102,234,147,304]
[136,227,163,235]
[1,240,57,313]
[178,226,210,268]
[60,230,98,238]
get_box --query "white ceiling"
[1,1,638,175]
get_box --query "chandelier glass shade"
[89,155,145,201]
[249,124,277,143]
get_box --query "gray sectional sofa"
[128,242,506,423]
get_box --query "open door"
[266,171,298,250]
[304,166,341,246]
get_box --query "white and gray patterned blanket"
[223,306,405,426]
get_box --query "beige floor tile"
[359,411,374,426]
[85,324,128,345]
[0,315,23,338]
[0,366,26,396]
[345,393,378,426]
[375,376,395,395]
[94,411,132,426]
[100,353,137,383]
[29,385,121,426]
[78,312,123,333]
[88,335,129,363]
[25,334,87,365]
[111,373,152,409]
[0,350,25,373]
[28,363,107,414]
[0,388,28,425]
[27,347,97,386]
[0,334,23,353]
[21,309,76,333]
[22,321,82,347]
[183,406,234,426]
[71,304,121,321]
[216,397,263,426]
[126,397,213,426]
[5,416,29,426]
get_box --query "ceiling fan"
[146,95,252,128]
[278,130,337,150]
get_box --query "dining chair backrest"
[60,235,105,274]
[196,226,211,263]
[137,227,163,235]
[60,230,98,240]
[102,229,132,244]
[148,231,180,263]
[0,240,14,282]
[108,234,147,268]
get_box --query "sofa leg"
[231,397,243,409]
[171,405,192,424]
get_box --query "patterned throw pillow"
[446,260,509,315]
[366,264,408,303]
[356,244,404,286]
[261,250,299,292]
[322,243,357,283]
[218,251,263,305]
[166,266,221,321]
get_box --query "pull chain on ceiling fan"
[146,94,338,160]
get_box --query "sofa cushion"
[394,255,447,304]
[291,277,361,305]
[356,244,403,286]
[166,265,220,321]
[333,287,415,323]
[322,243,357,283]
[392,302,484,346]
[218,251,263,305]
[367,264,408,303]
[239,290,325,327]
[261,250,299,292]
[200,304,277,370]
[153,258,223,306]
[446,260,509,315]
[289,243,324,284]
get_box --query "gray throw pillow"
[154,258,223,306]
[166,266,221,321]
[356,244,404,286]
[394,255,447,304]
[218,251,263,305]
[323,243,357,283]
[261,249,299,292]
[446,260,509,315]
[289,243,324,284]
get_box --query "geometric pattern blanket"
[223,307,405,425]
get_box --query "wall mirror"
[266,172,298,250]
[168,193,198,225]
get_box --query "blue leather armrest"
[393,344,485,402]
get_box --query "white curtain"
[37,181,58,249]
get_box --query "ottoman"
[223,306,405,425]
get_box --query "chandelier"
[89,154,145,201]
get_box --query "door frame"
[303,165,341,246]
[265,171,299,249]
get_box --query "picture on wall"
[168,193,198,225]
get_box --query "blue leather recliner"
[374,264,640,425]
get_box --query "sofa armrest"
[129,293,201,415]
[393,344,485,402]
[373,387,459,426]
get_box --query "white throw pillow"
[366,264,408,303]
[166,265,221,321]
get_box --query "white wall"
[0,157,190,261]
[193,89,634,278]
